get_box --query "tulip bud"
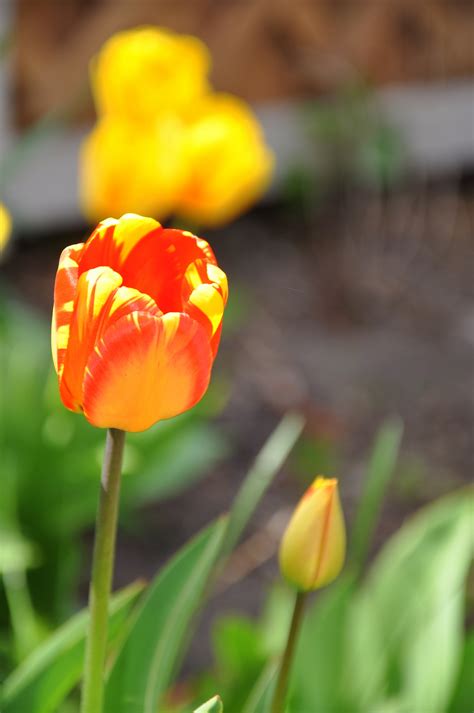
[0,202,11,255]
[279,477,346,592]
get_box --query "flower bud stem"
[81,428,126,713]
[271,590,307,713]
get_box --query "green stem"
[271,591,307,713]
[81,428,126,713]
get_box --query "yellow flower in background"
[92,26,211,121]
[81,26,274,227]
[80,116,187,223]
[177,94,274,227]
[0,202,12,253]
[279,477,346,592]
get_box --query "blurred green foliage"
[0,293,228,671]
[284,83,406,215]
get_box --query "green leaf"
[346,489,473,713]
[105,519,227,713]
[448,631,474,713]
[0,580,144,713]
[222,413,305,555]
[194,695,224,712]
[214,616,264,677]
[289,576,355,712]
[241,663,277,713]
[351,418,403,572]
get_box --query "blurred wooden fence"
[14,0,474,126]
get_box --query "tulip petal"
[118,228,217,312]
[312,482,346,588]
[60,266,159,411]
[78,215,218,315]
[183,262,228,354]
[78,214,159,274]
[83,312,213,431]
[51,243,85,379]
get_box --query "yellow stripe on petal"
[207,263,228,303]
[52,242,85,385]
[189,283,224,336]
[112,214,161,261]
[60,266,161,412]
[60,267,123,409]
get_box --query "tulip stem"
[81,428,126,713]
[271,590,307,713]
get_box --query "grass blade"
[222,413,305,556]
[351,418,403,572]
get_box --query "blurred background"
[1,0,473,708]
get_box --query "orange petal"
[82,311,212,431]
[51,243,85,379]
[60,266,159,411]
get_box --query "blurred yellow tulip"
[81,27,274,227]
[80,116,187,222]
[279,477,346,592]
[177,94,274,227]
[0,202,12,253]
[91,26,211,121]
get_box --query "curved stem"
[271,591,307,713]
[81,428,126,713]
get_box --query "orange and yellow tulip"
[279,477,346,591]
[52,213,228,432]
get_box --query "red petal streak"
[79,215,218,314]
[118,228,218,312]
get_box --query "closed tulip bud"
[0,202,11,254]
[279,477,346,592]
[51,213,228,432]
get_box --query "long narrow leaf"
[222,413,305,556]
[351,418,403,571]
[105,519,227,713]
[1,580,144,713]
[241,662,277,713]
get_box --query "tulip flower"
[52,213,228,432]
[279,477,346,592]
[80,116,187,222]
[91,26,210,121]
[0,201,11,254]
[178,94,274,227]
